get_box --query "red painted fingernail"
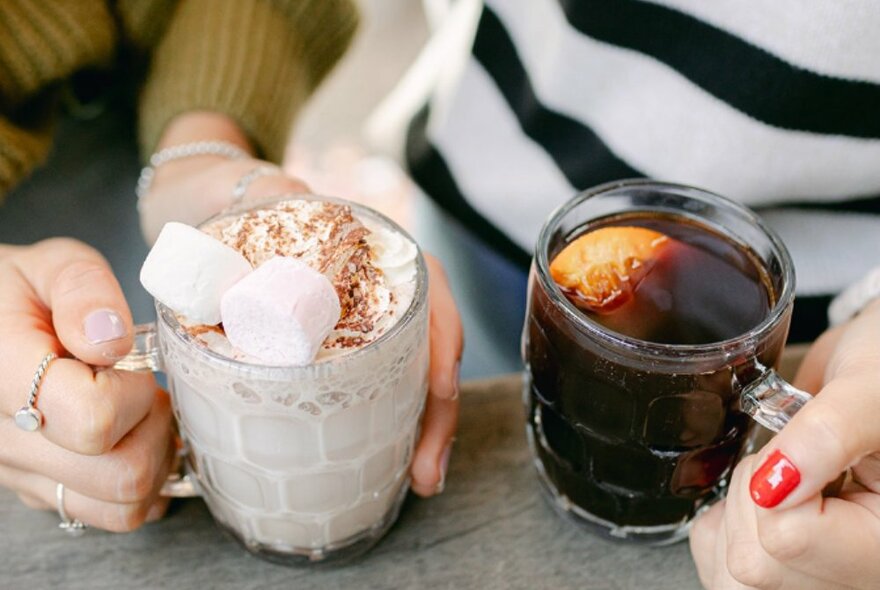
[749,450,801,508]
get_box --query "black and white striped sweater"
[405,0,880,342]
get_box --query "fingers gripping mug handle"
[739,368,812,433]
[112,323,199,498]
[113,323,162,372]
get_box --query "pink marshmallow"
[220,256,341,365]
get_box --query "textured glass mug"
[115,196,430,564]
[522,180,811,545]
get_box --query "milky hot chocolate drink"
[147,197,428,564]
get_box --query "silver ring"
[14,352,57,432]
[231,165,282,203]
[56,483,87,536]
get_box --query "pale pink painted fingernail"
[436,443,453,494]
[84,309,126,344]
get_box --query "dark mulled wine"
[525,211,789,541]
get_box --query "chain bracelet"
[136,140,250,199]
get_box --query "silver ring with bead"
[56,483,87,536]
[14,352,57,432]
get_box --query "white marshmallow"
[220,256,341,366]
[140,222,252,325]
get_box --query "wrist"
[148,111,255,195]
[150,154,235,192]
[156,111,253,153]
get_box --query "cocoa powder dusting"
[185,323,225,338]
[199,199,400,354]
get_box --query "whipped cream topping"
[191,199,418,363]
[363,219,419,287]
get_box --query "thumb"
[749,304,880,510]
[21,239,134,366]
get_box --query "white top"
[402,0,880,338]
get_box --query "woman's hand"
[149,177,464,497]
[410,254,463,497]
[690,299,880,589]
[0,239,175,531]
[140,111,465,498]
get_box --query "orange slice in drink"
[550,226,669,313]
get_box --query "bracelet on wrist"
[136,140,250,199]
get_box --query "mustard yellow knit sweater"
[0,0,359,197]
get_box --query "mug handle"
[113,323,200,499]
[738,364,812,433]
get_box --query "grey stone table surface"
[0,374,703,590]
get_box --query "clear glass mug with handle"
[522,180,812,545]
[115,197,429,564]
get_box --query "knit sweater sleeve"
[0,0,116,196]
[118,0,360,163]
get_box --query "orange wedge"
[550,226,669,313]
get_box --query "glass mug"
[522,180,811,545]
[116,197,430,564]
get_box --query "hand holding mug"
[138,108,463,500]
[0,239,175,531]
[146,171,463,500]
[690,299,880,589]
